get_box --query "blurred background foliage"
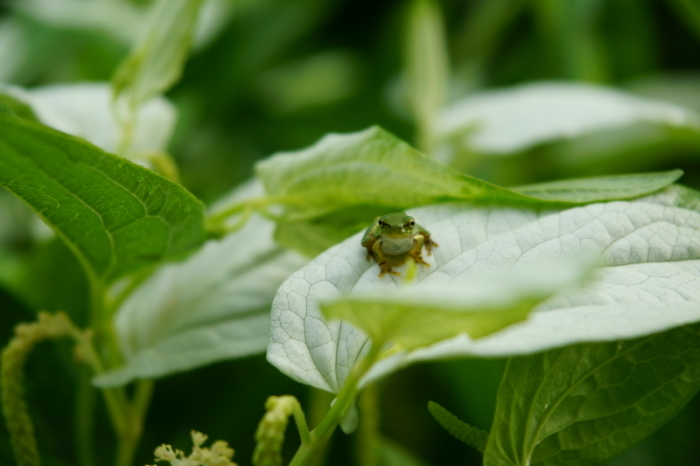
[3,0,700,465]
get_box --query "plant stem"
[206,196,288,230]
[357,384,380,466]
[75,369,96,466]
[86,275,153,466]
[114,379,154,466]
[288,343,383,466]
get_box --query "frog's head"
[378,212,415,237]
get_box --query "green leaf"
[0,113,205,284]
[273,205,392,257]
[113,0,204,111]
[94,181,306,387]
[0,91,38,122]
[404,0,449,153]
[427,401,488,453]
[484,324,700,466]
[255,126,541,228]
[320,257,592,350]
[512,170,683,203]
[256,126,681,257]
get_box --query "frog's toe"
[412,255,430,267]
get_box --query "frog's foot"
[378,262,401,277]
[424,239,439,256]
[411,253,430,268]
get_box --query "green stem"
[87,275,153,466]
[114,379,154,466]
[357,384,380,466]
[307,390,335,466]
[289,343,383,466]
[75,369,96,466]
[293,401,312,445]
[207,196,287,226]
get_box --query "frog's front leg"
[424,236,439,255]
[361,218,380,261]
[416,225,439,255]
[409,235,430,267]
[372,240,400,277]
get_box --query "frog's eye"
[407,220,415,228]
[378,220,386,227]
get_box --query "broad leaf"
[485,325,700,466]
[0,90,38,121]
[0,113,205,283]
[267,185,700,394]
[255,126,538,222]
[436,82,700,155]
[113,0,205,111]
[513,170,683,203]
[320,257,593,350]
[94,181,307,387]
[255,126,680,241]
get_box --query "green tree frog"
[361,212,438,277]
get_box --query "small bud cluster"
[252,396,299,466]
[149,430,237,466]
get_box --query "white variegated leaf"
[267,186,700,393]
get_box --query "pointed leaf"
[256,127,680,234]
[485,325,700,466]
[512,170,683,203]
[0,113,205,283]
[113,0,205,110]
[320,257,593,350]
[255,126,539,223]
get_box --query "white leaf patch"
[267,189,700,393]
[436,82,700,155]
